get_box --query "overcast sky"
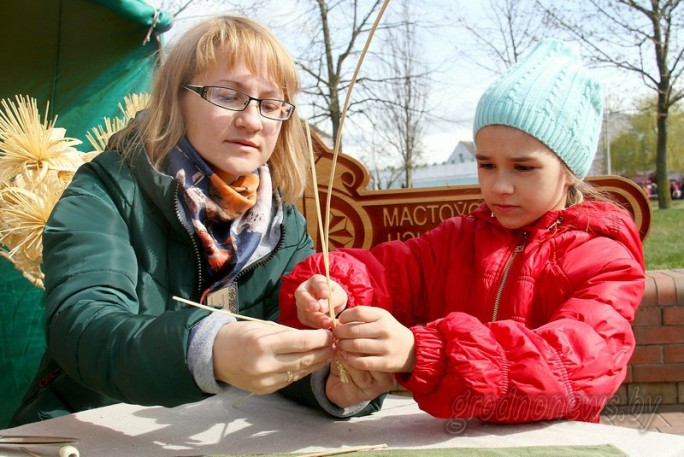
[165,0,648,165]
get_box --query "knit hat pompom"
[473,38,603,179]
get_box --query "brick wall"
[613,269,684,408]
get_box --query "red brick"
[664,345,684,364]
[650,271,677,306]
[634,326,684,345]
[632,364,684,383]
[609,384,628,406]
[630,345,663,364]
[664,269,684,306]
[633,307,662,326]
[641,273,658,307]
[663,307,684,325]
[623,365,633,383]
[627,382,678,405]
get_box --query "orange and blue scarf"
[167,137,276,292]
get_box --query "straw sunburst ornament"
[86,93,149,152]
[0,95,84,183]
[0,93,149,287]
[0,171,65,287]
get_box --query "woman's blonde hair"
[114,16,309,203]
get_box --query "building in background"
[374,141,478,189]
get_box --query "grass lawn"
[643,199,684,270]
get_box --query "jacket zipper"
[491,232,527,322]
[233,221,287,283]
[174,182,203,296]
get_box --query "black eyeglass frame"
[183,84,295,121]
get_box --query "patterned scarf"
[167,137,275,293]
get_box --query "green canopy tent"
[0,0,172,427]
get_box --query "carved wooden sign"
[298,132,652,251]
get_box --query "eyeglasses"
[183,85,295,121]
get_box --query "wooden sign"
[298,132,652,251]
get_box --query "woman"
[12,16,380,425]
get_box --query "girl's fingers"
[338,352,387,372]
[337,305,385,324]
[295,286,324,313]
[336,336,385,355]
[333,320,383,340]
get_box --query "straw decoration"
[0,95,84,183]
[0,93,144,287]
[86,92,149,152]
[0,95,96,287]
[118,93,150,122]
[86,116,128,153]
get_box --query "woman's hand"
[212,321,334,394]
[334,306,416,373]
[294,274,348,329]
[325,360,393,408]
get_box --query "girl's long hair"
[566,171,615,206]
[113,16,308,203]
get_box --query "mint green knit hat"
[473,38,603,178]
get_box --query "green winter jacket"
[12,146,321,424]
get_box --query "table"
[2,390,684,457]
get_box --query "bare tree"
[159,0,270,32]
[454,0,546,73]
[293,0,386,147]
[366,151,404,189]
[538,0,684,209]
[362,0,430,188]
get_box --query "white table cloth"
[2,390,684,456]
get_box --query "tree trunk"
[656,87,672,209]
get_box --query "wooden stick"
[299,444,389,457]
[304,120,333,306]
[172,296,289,329]
[322,0,391,315]
[323,0,391,283]
[231,393,255,408]
[318,0,390,384]
[305,121,350,384]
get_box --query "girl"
[279,39,646,423]
[12,16,380,425]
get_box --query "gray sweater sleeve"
[187,313,236,394]
[310,365,371,417]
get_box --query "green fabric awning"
[0,0,173,427]
[0,0,172,146]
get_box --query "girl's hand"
[294,274,348,329]
[334,306,416,373]
[325,360,393,408]
[213,321,334,394]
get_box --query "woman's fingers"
[214,323,335,394]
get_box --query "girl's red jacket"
[279,201,645,423]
